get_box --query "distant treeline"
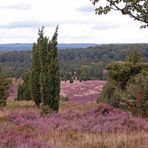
[0,51,32,77]
[0,44,148,80]
[0,43,97,51]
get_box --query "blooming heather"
[61,80,106,103]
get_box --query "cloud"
[77,6,95,13]
[92,24,118,30]
[0,20,58,29]
[0,0,147,43]
[0,18,94,29]
[0,3,32,10]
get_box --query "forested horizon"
[0,43,148,80]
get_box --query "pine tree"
[30,43,41,107]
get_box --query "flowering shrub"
[61,80,106,103]
[9,80,106,103]
[0,102,147,147]
[7,104,148,134]
[0,130,52,148]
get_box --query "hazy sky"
[0,0,148,43]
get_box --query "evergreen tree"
[30,26,60,112]
[0,66,9,108]
[22,72,31,100]
[47,26,60,112]
[16,84,23,100]
[30,43,41,107]
[38,27,49,106]
[100,50,148,116]
[16,72,31,101]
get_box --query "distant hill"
[0,43,97,51]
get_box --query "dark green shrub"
[100,50,148,117]
[122,72,148,117]
[99,80,117,103]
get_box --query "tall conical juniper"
[47,26,60,112]
[30,43,41,108]
[37,27,48,107]
[30,26,60,112]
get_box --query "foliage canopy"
[91,0,148,28]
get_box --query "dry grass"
[0,101,37,118]
[41,130,148,148]
[60,102,98,113]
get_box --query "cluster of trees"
[99,50,148,116]
[17,26,60,113]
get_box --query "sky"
[0,0,148,44]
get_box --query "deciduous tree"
[91,0,148,28]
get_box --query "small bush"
[96,103,113,115]
[40,104,53,115]
[69,78,74,83]
[61,95,69,102]
[0,99,6,109]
